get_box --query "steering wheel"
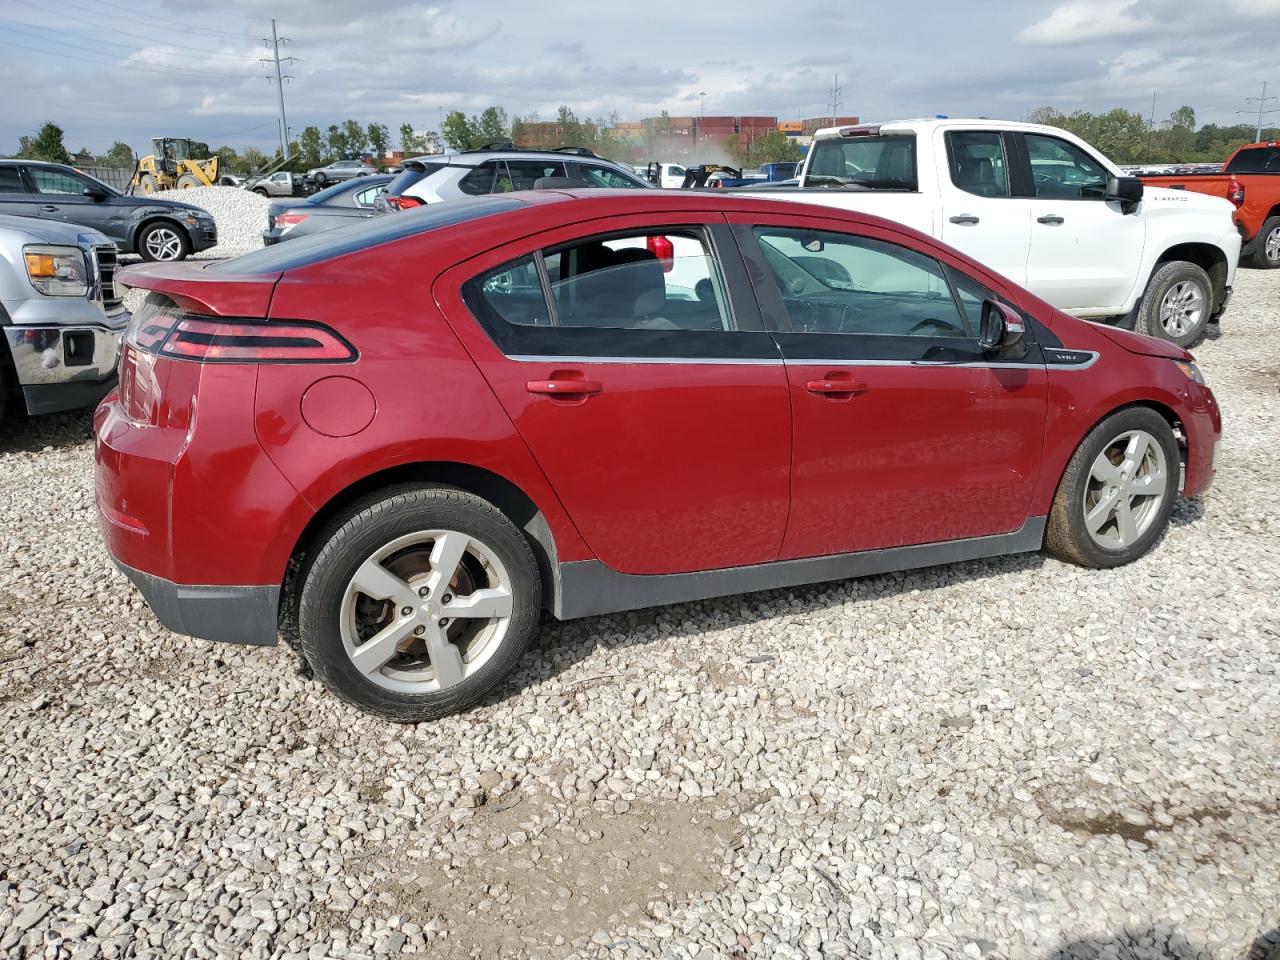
[904,317,958,336]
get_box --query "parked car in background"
[97,191,1219,721]
[0,160,217,262]
[739,119,1241,346]
[1138,140,1280,269]
[305,160,377,186]
[644,162,688,188]
[247,171,302,197]
[709,162,800,188]
[378,145,651,210]
[262,175,393,245]
[1,215,126,421]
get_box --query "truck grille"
[94,246,123,314]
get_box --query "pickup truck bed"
[1139,141,1280,269]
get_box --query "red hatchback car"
[95,192,1220,721]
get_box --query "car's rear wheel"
[1250,217,1280,269]
[137,222,190,262]
[1137,261,1212,347]
[1046,407,1179,568]
[175,174,201,189]
[299,486,541,722]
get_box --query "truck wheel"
[175,175,201,189]
[1250,217,1280,269]
[1137,261,1212,348]
[1045,407,1179,569]
[253,187,269,196]
[138,174,159,195]
[137,222,191,262]
[299,485,542,722]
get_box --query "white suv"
[379,144,652,210]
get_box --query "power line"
[54,0,256,39]
[0,34,246,80]
[5,16,259,63]
[1244,81,1279,141]
[827,74,843,126]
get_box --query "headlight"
[23,245,89,297]
[1174,360,1206,385]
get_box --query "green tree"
[341,119,366,157]
[441,110,476,150]
[17,122,69,163]
[296,127,323,166]
[240,147,269,174]
[399,122,417,154]
[325,124,347,159]
[104,141,135,167]
[367,122,391,160]
[475,106,509,145]
[735,129,802,167]
[213,145,239,172]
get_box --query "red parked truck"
[1139,141,1280,269]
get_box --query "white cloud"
[1230,0,1280,13]
[1018,0,1155,45]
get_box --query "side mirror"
[83,186,108,201]
[1105,175,1143,212]
[978,299,1026,352]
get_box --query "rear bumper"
[115,560,279,646]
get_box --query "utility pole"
[261,19,294,160]
[1146,91,1156,160]
[1245,81,1278,141]
[827,74,843,126]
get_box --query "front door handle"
[526,377,602,397]
[949,214,980,225]
[1037,214,1065,225]
[806,374,867,399]
[39,205,59,213]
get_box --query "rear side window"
[0,166,23,193]
[947,131,1011,198]
[571,163,646,188]
[752,226,968,337]
[1226,146,1280,173]
[459,161,501,196]
[502,160,567,191]
[805,136,917,190]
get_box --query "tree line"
[1027,105,1279,164]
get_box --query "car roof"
[401,149,631,170]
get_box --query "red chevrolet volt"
[95,192,1220,721]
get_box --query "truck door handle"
[526,377,602,397]
[949,214,980,225]
[39,205,59,212]
[1037,214,1065,225]
[806,374,867,399]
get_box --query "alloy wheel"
[1157,279,1205,338]
[339,530,514,694]
[1266,225,1280,264]
[145,227,184,261]
[1082,430,1170,551]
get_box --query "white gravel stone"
[2,222,1279,960]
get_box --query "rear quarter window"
[1226,147,1280,173]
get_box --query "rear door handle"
[949,214,980,225]
[526,378,602,397]
[39,205,59,212]
[806,375,867,399]
[1037,214,1065,225]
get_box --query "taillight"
[276,212,309,228]
[127,311,354,363]
[646,235,675,274]
[1227,178,1245,207]
[385,196,424,211]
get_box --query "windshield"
[805,135,918,190]
[308,179,372,203]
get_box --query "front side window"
[573,163,645,188]
[464,227,733,344]
[947,131,1010,198]
[752,227,968,337]
[1025,133,1109,200]
[29,167,91,196]
[459,161,501,195]
[805,135,917,190]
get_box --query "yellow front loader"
[129,137,219,194]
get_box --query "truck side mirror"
[978,299,1026,353]
[1105,175,1143,212]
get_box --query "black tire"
[1248,216,1280,269]
[1046,407,1180,569]
[252,187,269,196]
[1136,260,1212,348]
[299,485,541,722]
[136,221,191,262]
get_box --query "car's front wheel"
[1046,407,1180,568]
[137,221,190,262]
[299,486,541,722]
[1137,261,1212,347]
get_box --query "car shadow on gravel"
[1041,927,1278,960]
[0,408,94,453]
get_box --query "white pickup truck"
[741,118,1241,346]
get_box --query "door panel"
[436,216,791,576]
[938,130,1032,286]
[730,214,1048,558]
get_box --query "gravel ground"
[1,261,1278,960]
[123,186,272,263]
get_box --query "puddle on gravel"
[1043,805,1229,848]
[372,794,743,957]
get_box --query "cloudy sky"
[1,0,1278,155]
